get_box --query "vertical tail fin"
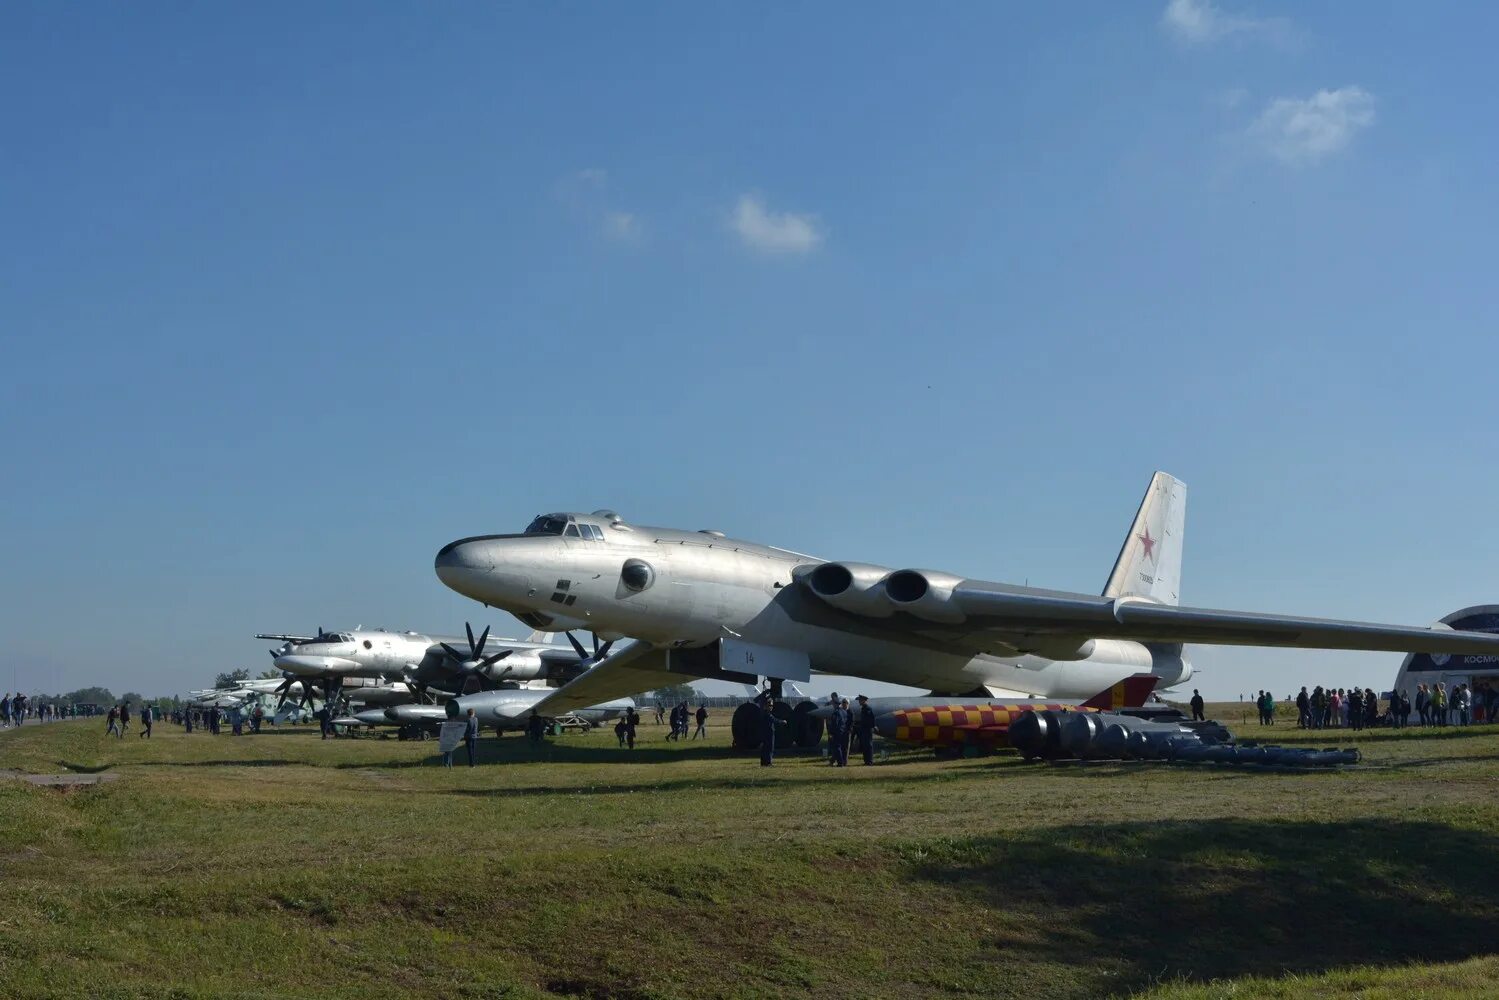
[1080,674,1161,710]
[1102,471,1186,606]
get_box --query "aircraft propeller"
[272,675,314,713]
[565,631,615,665]
[440,623,514,691]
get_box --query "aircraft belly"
[744,604,1159,698]
[962,641,1157,699]
[742,612,974,690]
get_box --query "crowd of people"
[657,701,709,741]
[818,692,877,768]
[0,694,95,726]
[1246,679,1499,730]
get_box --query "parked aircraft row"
[188,623,634,737]
[202,470,1499,754]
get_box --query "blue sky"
[3,1,1496,701]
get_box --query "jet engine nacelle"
[445,691,537,724]
[798,562,896,618]
[884,569,966,624]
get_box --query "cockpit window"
[524,515,568,536]
[304,633,352,646]
[564,524,580,537]
[587,524,605,541]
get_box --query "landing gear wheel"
[731,703,762,751]
[792,701,823,748]
[771,701,795,742]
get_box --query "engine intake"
[798,562,895,618]
[884,569,966,623]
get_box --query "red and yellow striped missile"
[870,674,1161,752]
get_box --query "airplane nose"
[436,538,476,565]
[435,537,494,580]
[436,539,484,601]
[274,654,359,677]
[435,536,530,605]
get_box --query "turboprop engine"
[479,650,546,683]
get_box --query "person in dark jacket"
[855,695,877,765]
[1189,690,1205,722]
[464,708,480,767]
[1295,687,1310,729]
[625,708,639,749]
[826,698,850,767]
[758,695,785,767]
[692,705,708,740]
[527,710,546,745]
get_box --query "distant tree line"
[13,686,187,709]
[215,668,252,689]
[646,683,700,704]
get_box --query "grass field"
[4,705,1499,999]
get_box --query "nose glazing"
[434,536,500,574]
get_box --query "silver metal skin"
[443,688,636,727]
[434,475,1499,716]
[351,708,391,727]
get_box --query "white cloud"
[1249,87,1375,166]
[1214,86,1250,111]
[1161,0,1291,47]
[731,194,822,254]
[603,211,639,241]
[572,167,608,188]
[556,169,641,242]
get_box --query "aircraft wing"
[530,641,672,716]
[808,577,1499,655]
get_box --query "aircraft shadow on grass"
[904,816,1499,996]
[430,769,982,798]
[335,742,798,769]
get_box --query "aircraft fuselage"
[435,519,1191,699]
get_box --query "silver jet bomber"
[433,473,1499,716]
